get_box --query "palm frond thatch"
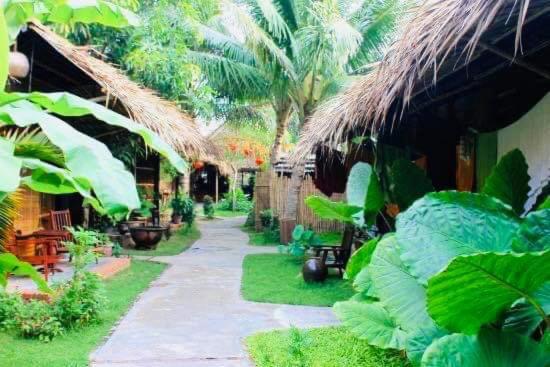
[29,21,211,160]
[292,0,536,161]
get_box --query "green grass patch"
[241,253,354,306]
[0,260,167,367]
[214,209,248,218]
[123,224,200,256]
[318,231,342,245]
[247,326,410,367]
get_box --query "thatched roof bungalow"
[9,22,221,231]
[295,0,550,200]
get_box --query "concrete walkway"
[91,217,338,367]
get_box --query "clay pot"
[130,226,165,250]
[302,257,328,283]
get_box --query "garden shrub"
[245,204,255,227]
[12,299,64,342]
[279,225,320,257]
[53,272,105,328]
[0,271,106,342]
[172,196,195,227]
[203,195,215,219]
[217,188,253,212]
[259,209,273,228]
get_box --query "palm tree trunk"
[269,101,292,165]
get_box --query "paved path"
[91,217,338,367]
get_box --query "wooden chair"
[313,224,355,276]
[48,209,73,255]
[13,233,63,281]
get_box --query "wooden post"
[215,168,219,204]
[254,172,270,232]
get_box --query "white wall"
[498,93,550,210]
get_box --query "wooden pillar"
[215,168,219,204]
[254,172,270,232]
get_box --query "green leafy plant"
[260,209,274,228]
[203,195,215,219]
[53,271,105,328]
[279,225,320,257]
[64,227,104,274]
[11,299,64,342]
[217,188,253,212]
[332,149,550,366]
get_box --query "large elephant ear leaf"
[389,159,433,211]
[0,138,22,197]
[502,283,550,336]
[304,196,362,223]
[405,325,447,367]
[482,149,530,214]
[333,301,407,350]
[421,329,550,367]
[369,235,433,332]
[0,101,139,216]
[512,209,550,252]
[427,251,550,334]
[0,9,8,88]
[0,253,50,293]
[396,191,520,283]
[5,92,187,172]
[345,237,379,280]
[346,162,384,226]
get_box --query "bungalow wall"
[497,93,550,209]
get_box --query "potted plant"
[170,197,184,224]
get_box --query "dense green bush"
[171,196,195,226]
[245,204,256,227]
[12,300,64,342]
[203,195,215,219]
[314,150,550,366]
[217,188,253,212]
[259,209,274,228]
[0,271,106,342]
[53,272,105,328]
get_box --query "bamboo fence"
[255,172,345,233]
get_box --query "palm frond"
[347,0,406,71]
[245,0,293,43]
[0,192,20,251]
[220,0,298,82]
[2,128,65,167]
[198,24,259,66]
[187,50,270,100]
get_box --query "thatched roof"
[28,21,211,160]
[294,0,550,161]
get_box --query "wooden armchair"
[48,209,73,255]
[313,224,355,276]
[13,233,63,281]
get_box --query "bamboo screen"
[12,188,55,235]
[269,173,345,233]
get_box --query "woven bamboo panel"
[269,173,345,233]
[12,188,54,235]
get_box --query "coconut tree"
[191,0,405,163]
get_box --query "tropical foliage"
[0,0,185,288]
[324,150,549,366]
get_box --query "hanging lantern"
[9,52,30,78]
[243,147,252,157]
[228,142,237,152]
[193,160,205,170]
[255,157,264,166]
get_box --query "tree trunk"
[269,101,292,165]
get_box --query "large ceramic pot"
[130,226,165,250]
[302,257,328,283]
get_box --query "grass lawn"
[247,326,410,367]
[241,253,354,306]
[214,209,248,218]
[123,224,200,256]
[243,226,343,248]
[0,260,167,367]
